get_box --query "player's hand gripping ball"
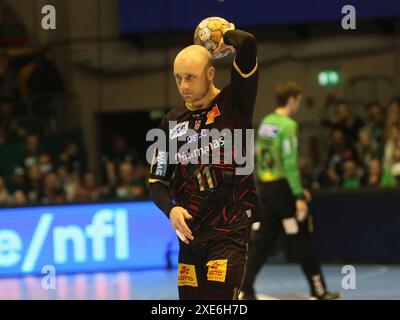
[194,17,235,59]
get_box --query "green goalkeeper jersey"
[256,112,304,198]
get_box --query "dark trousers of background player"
[241,179,328,298]
[178,227,249,300]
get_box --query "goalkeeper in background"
[240,81,340,300]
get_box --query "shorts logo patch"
[177,263,198,287]
[206,259,228,282]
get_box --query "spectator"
[58,141,83,175]
[363,158,384,188]
[390,147,400,185]
[383,126,400,168]
[13,189,27,205]
[322,129,358,187]
[356,128,382,171]
[74,172,103,203]
[365,101,386,146]
[14,133,41,175]
[0,176,10,204]
[385,97,400,129]
[341,160,362,189]
[329,101,364,144]
[25,164,42,203]
[13,133,53,182]
[37,172,65,204]
[56,164,79,202]
[38,153,54,174]
[299,158,318,189]
[102,134,138,185]
[110,162,146,200]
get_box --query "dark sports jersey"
[149,30,260,243]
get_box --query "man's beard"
[189,83,212,105]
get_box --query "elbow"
[148,181,160,200]
[148,181,159,194]
[246,33,256,44]
[241,33,257,52]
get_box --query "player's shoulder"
[278,116,297,135]
[261,113,297,131]
[159,105,190,127]
[220,83,236,98]
[285,116,297,128]
[262,112,280,124]
[257,113,278,137]
[164,104,188,120]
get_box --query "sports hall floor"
[1,264,399,300]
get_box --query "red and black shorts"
[177,227,249,300]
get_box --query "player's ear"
[207,66,215,81]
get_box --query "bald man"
[148,26,259,300]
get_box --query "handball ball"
[194,17,233,59]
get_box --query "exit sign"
[318,70,341,87]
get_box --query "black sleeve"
[149,115,176,182]
[223,29,257,74]
[223,29,258,117]
[148,114,177,218]
[148,182,174,218]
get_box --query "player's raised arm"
[214,27,258,113]
[223,29,257,78]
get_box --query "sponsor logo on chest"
[258,124,278,138]
[170,121,189,140]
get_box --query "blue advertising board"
[0,201,178,277]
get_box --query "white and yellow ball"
[194,17,232,58]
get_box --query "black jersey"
[149,30,260,243]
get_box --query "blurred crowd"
[0,50,149,207]
[0,133,148,206]
[304,97,400,190]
